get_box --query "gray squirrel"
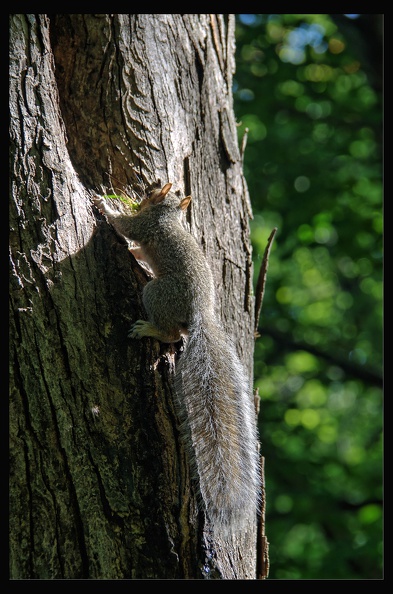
[93,183,260,535]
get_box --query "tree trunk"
[9,14,263,579]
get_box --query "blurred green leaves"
[235,14,382,579]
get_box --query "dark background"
[234,14,383,579]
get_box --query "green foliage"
[101,194,139,210]
[234,14,382,579]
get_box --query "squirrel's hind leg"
[129,320,182,343]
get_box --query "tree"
[9,14,266,579]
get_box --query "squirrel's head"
[139,183,192,214]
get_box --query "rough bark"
[9,14,261,579]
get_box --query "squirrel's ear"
[160,183,172,197]
[149,183,173,205]
[180,196,192,211]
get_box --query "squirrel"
[93,183,260,536]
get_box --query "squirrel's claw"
[128,320,151,339]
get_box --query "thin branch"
[240,126,249,161]
[254,228,277,336]
[256,455,269,580]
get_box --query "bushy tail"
[174,313,260,534]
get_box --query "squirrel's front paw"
[92,195,106,212]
